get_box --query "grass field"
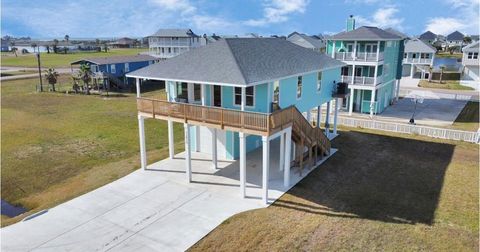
[1,75,181,226]
[418,80,474,90]
[1,48,148,68]
[451,101,479,131]
[190,128,479,251]
[436,52,463,59]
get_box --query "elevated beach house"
[326,16,404,116]
[402,38,437,79]
[462,41,479,82]
[71,55,157,89]
[287,32,326,53]
[147,28,204,59]
[127,38,346,204]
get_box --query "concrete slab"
[1,141,336,252]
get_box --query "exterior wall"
[99,60,153,86]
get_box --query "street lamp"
[36,52,43,92]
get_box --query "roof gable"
[71,55,156,65]
[330,26,402,41]
[404,39,437,53]
[127,38,344,85]
[462,41,479,52]
[447,31,464,41]
[149,29,198,38]
[419,31,436,40]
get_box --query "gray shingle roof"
[149,29,198,38]
[287,33,325,49]
[127,38,345,85]
[419,31,436,40]
[71,55,156,65]
[385,28,409,39]
[462,41,479,52]
[447,31,464,41]
[330,26,402,41]
[404,39,437,53]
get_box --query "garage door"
[198,126,226,160]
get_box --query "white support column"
[168,120,174,159]
[353,40,357,60]
[349,88,354,115]
[284,128,292,188]
[351,64,356,84]
[316,105,321,128]
[333,98,339,135]
[201,84,206,106]
[241,87,246,111]
[211,128,217,169]
[279,132,285,171]
[376,41,380,61]
[135,78,141,98]
[138,115,147,170]
[374,65,379,85]
[184,123,192,183]
[239,132,246,198]
[325,101,331,134]
[395,79,401,101]
[262,136,270,205]
[410,64,414,78]
[370,90,376,118]
[331,41,336,58]
[306,110,311,124]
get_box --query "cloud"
[245,0,309,27]
[149,0,196,15]
[424,0,479,35]
[355,7,404,30]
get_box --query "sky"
[1,0,479,39]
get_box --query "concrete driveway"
[1,140,335,251]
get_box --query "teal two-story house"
[326,16,405,116]
[127,38,346,204]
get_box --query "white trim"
[233,85,255,108]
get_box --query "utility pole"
[36,53,43,92]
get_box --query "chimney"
[346,15,355,32]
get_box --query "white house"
[287,32,326,53]
[462,41,479,82]
[147,29,204,59]
[402,39,437,79]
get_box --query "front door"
[213,85,222,107]
[365,44,377,53]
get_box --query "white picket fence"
[338,116,480,143]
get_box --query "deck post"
[135,78,141,98]
[138,115,147,170]
[349,88,354,115]
[211,128,217,169]
[184,123,192,183]
[168,120,174,159]
[279,131,285,171]
[284,127,292,188]
[325,101,331,136]
[239,132,246,198]
[395,79,401,101]
[262,136,270,205]
[333,98,339,135]
[316,105,321,128]
[370,89,376,118]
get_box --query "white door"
[198,126,227,159]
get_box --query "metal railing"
[337,116,479,143]
[403,58,433,64]
[334,52,384,62]
[341,75,382,86]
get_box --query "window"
[110,64,116,73]
[404,53,407,59]
[474,52,479,59]
[412,53,417,59]
[317,72,322,92]
[124,63,129,72]
[296,76,302,99]
[176,82,188,100]
[234,86,254,106]
[168,47,171,53]
[193,84,201,102]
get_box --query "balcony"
[463,58,479,66]
[334,52,384,62]
[340,75,383,86]
[403,58,433,64]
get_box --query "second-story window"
[317,72,322,92]
[297,76,302,99]
[124,63,129,72]
[474,53,479,59]
[110,64,116,73]
[194,84,201,102]
[234,86,254,106]
[404,53,407,59]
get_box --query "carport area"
[1,139,336,251]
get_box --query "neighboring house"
[109,37,137,48]
[1,39,9,52]
[326,16,405,116]
[287,32,326,53]
[461,41,479,81]
[147,28,204,59]
[385,28,409,40]
[446,31,465,50]
[402,39,437,79]
[71,55,157,89]
[127,38,346,204]
[419,31,437,44]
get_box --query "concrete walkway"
[1,140,336,251]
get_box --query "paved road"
[1,67,71,81]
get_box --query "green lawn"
[436,52,463,59]
[451,101,479,131]
[190,128,479,251]
[418,80,474,90]
[1,48,148,68]
[1,75,181,226]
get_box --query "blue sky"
[2,0,479,39]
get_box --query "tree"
[10,41,17,57]
[428,66,433,82]
[439,65,446,84]
[463,36,472,44]
[31,43,37,53]
[45,45,50,53]
[102,42,108,52]
[44,68,59,92]
[64,34,70,43]
[78,63,92,95]
[53,39,59,53]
